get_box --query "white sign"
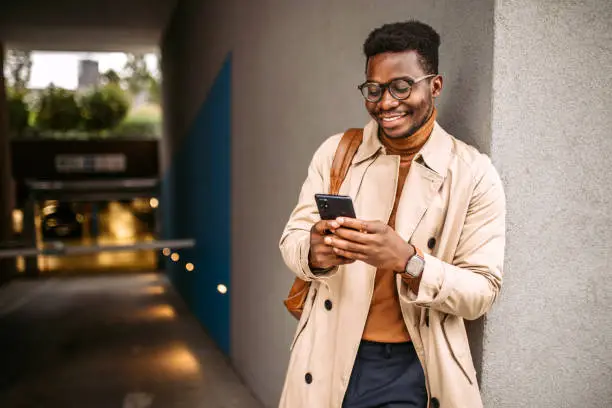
[55,154,127,173]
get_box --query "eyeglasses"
[357,74,436,103]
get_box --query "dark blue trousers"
[342,340,428,408]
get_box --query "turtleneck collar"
[379,107,437,159]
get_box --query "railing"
[0,239,195,259]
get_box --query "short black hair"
[363,21,441,74]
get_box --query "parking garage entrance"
[5,138,190,276]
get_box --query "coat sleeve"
[279,135,342,281]
[400,157,506,320]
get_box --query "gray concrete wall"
[163,1,495,406]
[481,1,612,407]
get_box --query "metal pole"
[0,238,196,259]
[22,197,38,275]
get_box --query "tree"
[6,88,30,134]
[4,50,32,93]
[36,85,81,132]
[122,53,152,96]
[101,69,121,86]
[81,84,130,132]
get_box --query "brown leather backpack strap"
[283,127,364,320]
[329,128,364,195]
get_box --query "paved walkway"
[0,273,264,408]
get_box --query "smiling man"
[279,21,506,408]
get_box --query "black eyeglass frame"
[357,74,437,103]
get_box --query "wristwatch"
[404,245,425,279]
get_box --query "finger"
[336,218,384,234]
[332,227,373,244]
[313,219,341,235]
[324,235,368,254]
[332,247,367,261]
[315,245,336,255]
[313,220,331,235]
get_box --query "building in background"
[77,59,99,90]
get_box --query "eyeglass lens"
[362,78,412,102]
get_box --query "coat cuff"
[298,234,338,280]
[400,253,455,306]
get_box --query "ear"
[431,75,443,98]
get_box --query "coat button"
[305,372,313,384]
[430,397,440,408]
[324,299,333,310]
[427,237,436,249]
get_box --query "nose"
[378,88,399,110]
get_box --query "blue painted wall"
[161,55,231,354]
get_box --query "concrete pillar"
[481,1,612,407]
[0,43,16,283]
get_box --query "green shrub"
[80,84,130,132]
[35,85,81,132]
[6,90,29,134]
[114,116,160,138]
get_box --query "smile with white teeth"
[380,112,408,123]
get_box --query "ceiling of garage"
[0,0,178,52]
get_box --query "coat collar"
[353,119,453,177]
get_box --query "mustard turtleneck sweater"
[361,108,436,343]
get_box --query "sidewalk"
[0,273,263,408]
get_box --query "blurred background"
[0,0,611,408]
[7,50,162,275]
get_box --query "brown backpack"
[283,128,364,319]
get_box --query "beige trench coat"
[279,120,506,408]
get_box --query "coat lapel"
[394,163,444,241]
[342,119,453,241]
[393,122,453,241]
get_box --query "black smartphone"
[314,194,356,220]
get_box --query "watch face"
[406,255,425,278]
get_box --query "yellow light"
[137,273,162,283]
[162,248,171,256]
[149,198,159,208]
[144,285,165,295]
[217,284,228,294]
[185,263,194,272]
[41,203,57,216]
[12,209,23,234]
[16,256,25,273]
[107,201,136,240]
[157,344,201,375]
[76,214,84,223]
[171,253,179,262]
[138,304,176,320]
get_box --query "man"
[279,20,505,408]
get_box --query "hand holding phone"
[308,194,357,271]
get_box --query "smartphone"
[314,194,356,220]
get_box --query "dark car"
[41,203,84,240]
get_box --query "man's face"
[364,50,443,139]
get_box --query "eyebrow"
[364,76,416,84]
